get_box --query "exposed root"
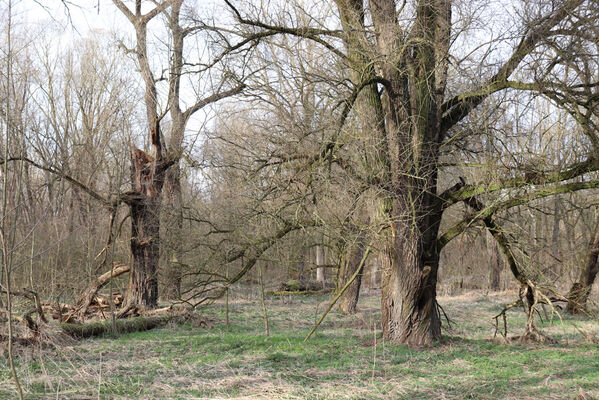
[436,300,454,331]
[493,298,522,339]
[493,282,563,344]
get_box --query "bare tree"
[111,0,245,310]
[222,0,597,344]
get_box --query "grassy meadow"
[1,289,598,399]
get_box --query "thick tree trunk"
[337,231,367,314]
[381,206,442,346]
[567,217,599,313]
[123,146,168,311]
[128,197,161,309]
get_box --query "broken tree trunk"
[74,264,130,316]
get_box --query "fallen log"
[60,311,212,338]
[267,289,333,296]
[277,279,333,292]
[60,315,172,338]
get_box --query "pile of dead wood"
[1,265,211,348]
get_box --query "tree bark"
[567,216,599,313]
[128,190,162,309]
[381,205,443,346]
[123,146,170,311]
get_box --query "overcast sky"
[22,0,126,38]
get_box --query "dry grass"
[1,288,599,399]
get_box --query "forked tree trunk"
[567,217,599,313]
[337,231,367,314]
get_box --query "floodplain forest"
[1,0,599,399]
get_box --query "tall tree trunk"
[567,216,599,313]
[163,164,183,300]
[161,1,185,300]
[373,0,449,346]
[337,230,367,314]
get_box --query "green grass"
[1,290,598,399]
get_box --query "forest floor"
[1,289,599,399]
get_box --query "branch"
[183,219,320,306]
[222,0,347,60]
[142,0,176,23]
[439,156,599,208]
[462,197,529,287]
[111,0,134,21]
[440,0,584,134]
[1,157,112,210]
[439,179,599,248]
[182,84,246,123]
